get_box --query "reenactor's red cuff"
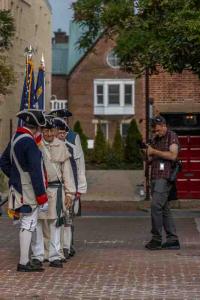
[36,194,48,205]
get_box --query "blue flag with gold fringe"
[20,58,36,110]
[35,64,45,110]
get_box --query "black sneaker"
[63,248,71,260]
[49,260,63,268]
[31,259,43,267]
[162,240,180,250]
[145,239,162,250]
[17,261,44,272]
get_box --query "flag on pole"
[35,55,45,110]
[20,55,36,110]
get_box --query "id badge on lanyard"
[160,162,165,171]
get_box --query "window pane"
[97,95,103,104]
[107,50,120,68]
[125,84,132,105]
[96,84,104,104]
[122,124,130,138]
[101,123,107,137]
[108,84,120,104]
[97,85,103,94]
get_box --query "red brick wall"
[52,75,68,100]
[150,69,200,114]
[67,37,146,140]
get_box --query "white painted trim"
[94,79,135,114]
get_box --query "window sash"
[97,84,104,105]
[108,84,120,105]
[124,84,132,105]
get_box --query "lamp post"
[145,68,150,200]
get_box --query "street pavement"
[1,211,200,299]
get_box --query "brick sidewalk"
[0,215,200,299]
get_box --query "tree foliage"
[74,0,200,77]
[0,10,15,94]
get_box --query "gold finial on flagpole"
[24,45,35,59]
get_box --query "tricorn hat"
[42,115,55,129]
[54,117,69,132]
[17,109,46,127]
[49,109,72,118]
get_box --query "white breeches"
[20,207,38,232]
[32,219,62,262]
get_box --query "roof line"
[68,31,105,77]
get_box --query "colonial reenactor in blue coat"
[51,109,87,259]
[31,115,75,268]
[0,109,48,272]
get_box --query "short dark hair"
[151,115,166,127]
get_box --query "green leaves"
[0,10,15,94]
[74,0,200,77]
[0,10,15,50]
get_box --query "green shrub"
[124,119,143,169]
[112,126,124,163]
[73,120,88,155]
[92,123,107,164]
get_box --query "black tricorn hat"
[42,115,55,129]
[49,109,72,118]
[54,117,69,132]
[17,109,46,127]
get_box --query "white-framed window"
[108,84,120,105]
[93,119,109,140]
[124,84,133,105]
[106,50,120,69]
[94,79,135,107]
[96,84,104,105]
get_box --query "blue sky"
[48,0,75,34]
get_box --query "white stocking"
[19,229,32,265]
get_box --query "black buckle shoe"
[69,246,76,257]
[17,261,44,272]
[61,257,67,263]
[63,248,71,259]
[162,240,180,250]
[145,239,162,250]
[49,260,63,268]
[31,259,43,267]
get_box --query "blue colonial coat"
[0,127,47,207]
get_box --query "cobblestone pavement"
[1,213,200,300]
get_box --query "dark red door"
[177,136,200,199]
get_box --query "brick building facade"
[0,0,52,152]
[52,25,200,141]
[52,23,200,198]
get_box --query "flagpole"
[28,45,33,109]
[41,53,45,111]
